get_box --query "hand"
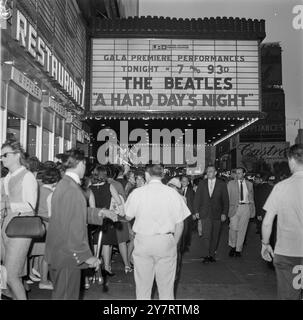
[261,244,274,262]
[195,213,200,220]
[221,214,227,222]
[257,216,262,221]
[85,257,101,270]
[102,209,118,222]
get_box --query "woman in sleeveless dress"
[1,140,38,300]
[90,165,123,276]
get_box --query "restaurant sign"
[12,9,84,107]
[91,38,260,112]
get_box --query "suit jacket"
[254,183,273,217]
[194,178,229,220]
[227,179,255,218]
[183,186,195,214]
[45,175,102,269]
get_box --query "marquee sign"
[91,38,260,112]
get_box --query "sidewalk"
[28,221,277,300]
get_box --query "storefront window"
[42,129,50,162]
[54,136,60,157]
[7,112,21,142]
[27,123,37,157]
[64,139,69,151]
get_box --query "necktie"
[240,181,244,202]
[183,188,186,196]
[210,180,214,196]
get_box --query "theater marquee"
[91,38,260,112]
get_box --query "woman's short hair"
[28,156,40,173]
[1,139,26,166]
[135,171,146,181]
[64,149,86,169]
[42,168,61,184]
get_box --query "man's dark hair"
[288,144,303,164]
[64,149,86,169]
[236,167,246,174]
[145,163,164,177]
[206,164,217,171]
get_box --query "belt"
[239,202,249,205]
[155,232,174,235]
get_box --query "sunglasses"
[0,152,17,159]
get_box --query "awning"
[83,110,266,146]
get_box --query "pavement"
[27,220,277,300]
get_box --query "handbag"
[5,202,46,239]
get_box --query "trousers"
[228,204,250,252]
[274,254,303,300]
[133,233,177,300]
[49,266,81,300]
[201,218,221,257]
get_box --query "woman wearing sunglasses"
[0,139,38,299]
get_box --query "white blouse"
[3,166,38,213]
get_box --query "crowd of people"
[1,139,302,300]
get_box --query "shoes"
[39,281,53,290]
[229,248,236,257]
[103,269,115,277]
[125,266,133,274]
[26,279,34,284]
[235,251,242,257]
[202,256,210,263]
[208,256,216,262]
[29,274,41,282]
[32,268,41,278]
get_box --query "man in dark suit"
[45,149,117,300]
[194,165,229,262]
[180,175,195,251]
[254,175,273,236]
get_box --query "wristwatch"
[261,240,269,246]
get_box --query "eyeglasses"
[0,152,17,159]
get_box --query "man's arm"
[260,186,278,261]
[249,183,256,218]
[221,182,229,216]
[193,181,203,216]
[174,221,184,244]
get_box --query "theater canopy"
[86,16,266,145]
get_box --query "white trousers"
[228,204,250,252]
[133,233,177,300]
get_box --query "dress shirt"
[238,179,249,203]
[263,171,303,256]
[3,166,37,213]
[208,178,216,196]
[182,186,188,196]
[125,179,191,235]
[65,171,81,185]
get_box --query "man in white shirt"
[125,163,191,300]
[261,144,303,300]
[227,167,255,257]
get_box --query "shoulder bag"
[5,202,47,239]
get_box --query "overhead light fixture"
[213,118,259,146]
[4,61,14,65]
[230,124,235,127]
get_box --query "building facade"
[0,0,90,160]
[216,42,289,174]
